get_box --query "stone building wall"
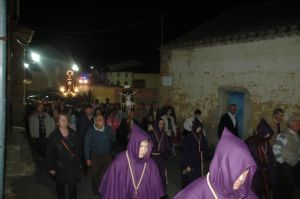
[160,36,300,145]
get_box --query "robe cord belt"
[152,128,164,151]
[207,173,218,199]
[126,150,147,195]
[151,153,161,156]
[192,131,204,175]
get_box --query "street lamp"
[31,52,40,63]
[90,66,94,70]
[72,64,79,72]
[24,63,29,68]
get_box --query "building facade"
[8,0,35,126]
[160,2,300,145]
[106,59,160,89]
[106,72,133,87]
[106,72,160,89]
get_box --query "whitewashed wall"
[160,35,300,145]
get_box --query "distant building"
[90,59,160,104]
[107,71,133,87]
[91,85,159,105]
[106,59,160,89]
[160,1,300,145]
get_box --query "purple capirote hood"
[99,123,164,199]
[209,128,257,198]
[127,123,153,162]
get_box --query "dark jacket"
[180,131,210,188]
[218,113,239,138]
[84,125,113,160]
[116,119,140,151]
[76,113,93,141]
[148,108,161,121]
[116,119,129,148]
[46,128,82,183]
[245,136,277,195]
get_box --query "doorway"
[228,91,245,136]
[219,87,251,138]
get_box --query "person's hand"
[86,160,92,167]
[148,124,154,132]
[187,166,191,172]
[196,127,202,133]
[49,170,56,175]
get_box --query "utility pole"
[0,0,7,198]
[161,14,164,46]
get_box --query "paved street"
[11,156,182,199]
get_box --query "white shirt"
[183,116,194,132]
[94,125,105,132]
[161,115,177,136]
[228,112,237,127]
[289,128,299,141]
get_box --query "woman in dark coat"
[148,119,171,195]
[47,113,82,199]
[180,118,209,188]
[245,118,277,199]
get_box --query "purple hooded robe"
[174,128,258,199]
[99,123,164,199]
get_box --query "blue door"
[228,92,244,137]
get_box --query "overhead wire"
[32,15,162,34]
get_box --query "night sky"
[19,1,270,71]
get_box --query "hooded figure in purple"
[245,118,277,199]
[99,123,164,199]
[174,128,258,199]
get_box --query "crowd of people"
[25,96,300,199]
[216,105,300,199]
[26,98,179,199]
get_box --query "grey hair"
[287,115,300,126]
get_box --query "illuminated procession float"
[118,84,138,113]
[59,70,80,97]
